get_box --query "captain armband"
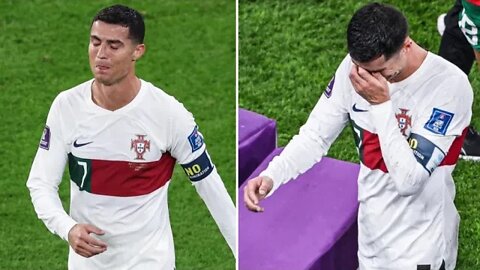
[408,133,446,175]
[181,150,214,182]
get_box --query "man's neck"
[92,74,141,111]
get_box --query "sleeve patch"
[408,133,445,175]
[181,151,213,182]
[39,125,51,150]
[424,108,454,135]
[324,75,335,98]
[188,125,204,152]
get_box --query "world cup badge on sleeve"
[39,125,51,150]
[424,108,454,135]
[188,126,204,152]
[324,75,335,98]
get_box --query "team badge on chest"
[131,135,151,160]
[395,108,412,136]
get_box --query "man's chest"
[349,88,422,138]
[64,113,170,162]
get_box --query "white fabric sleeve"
[371,75,473,196]
[370,101,431,196]
[260,55,351,195]
[192,167,236,257]
[169,104,236,257]
[26,95,77,241]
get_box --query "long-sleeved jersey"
[260,53,473,270]
[27,79,236,269]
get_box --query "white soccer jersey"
[261,53,472,270]
[27,79,236,270]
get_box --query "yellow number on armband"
[408,138,418,149]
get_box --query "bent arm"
[371,101,434,195]
[26,97,77,240]
[372,76,472,196]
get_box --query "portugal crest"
[131,135,150,160]
[395,108,412,136]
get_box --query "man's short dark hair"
[92,4,145,44]
[347,3,408,63]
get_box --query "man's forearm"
[194,168,236,256]
[371,101,431,195]
[26,147,76,241]
[27,175,77,240]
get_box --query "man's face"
[354,50,407,83]
[88,21,142,86]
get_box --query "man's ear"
[132,44,146,61]
[402,37,413,52]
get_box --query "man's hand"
[68,224,108,258]
[243,176,274,212]
[349,64,390,105]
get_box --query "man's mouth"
[96,65,110,70]
[387,70,401,82]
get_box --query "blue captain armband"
[181,151,214,182]
[408,133,445,175]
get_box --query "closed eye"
[108,41,122,50]
[90,36,101,46]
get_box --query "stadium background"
[239,0,480,269]
[0,0,235,269]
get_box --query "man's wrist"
[59,218,78,241]
[370,100,393,135]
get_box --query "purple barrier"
[238,109,277,186]
[239,148,360,270]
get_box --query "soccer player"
[438,0,480,161]
[244,3,472,270]
[27,5,235,269]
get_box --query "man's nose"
[96,44,108,59]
